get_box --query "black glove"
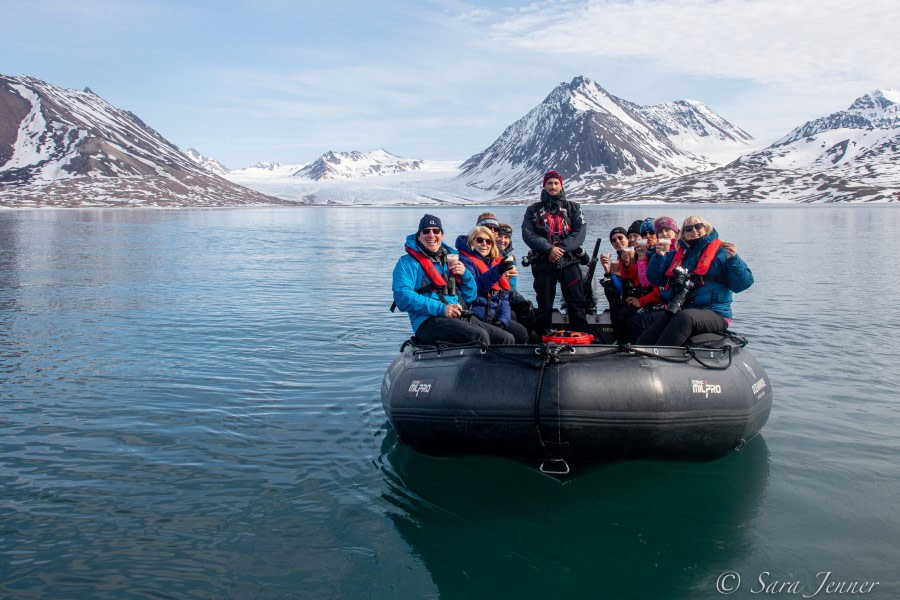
[497,258,515,274]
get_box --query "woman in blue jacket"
[636,216,754,347]
[455,226,529,344]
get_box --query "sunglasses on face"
[684,223,705,232]
[612,235,627,243]
[475,237,493,245]
[420,228,442,235]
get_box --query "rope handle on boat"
[687,345,733,370]
[533,352,570,476]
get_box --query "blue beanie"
[418,214,443,233]
[639,217,655,235]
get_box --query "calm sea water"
[1,205,897,599]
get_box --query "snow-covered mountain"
[0,74,289,208]
[292,149,425,180]
[458,76,754,199]
[184,148,230,178]
[636,99,755,162]
[230,161,309,178]
[613,89,900,203]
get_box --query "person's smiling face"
[417,227,443,253]
[543,178,563,196]
[683,221,706,241]
[474,234,494,257]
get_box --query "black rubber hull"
[381,340,772,464]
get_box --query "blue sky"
[3,0,897,169]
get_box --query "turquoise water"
[1,205,897,599]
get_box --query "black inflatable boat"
[381,328,772,474]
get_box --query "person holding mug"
[455,226,529,344]
[636,216,754,347]
[392,214,498,346]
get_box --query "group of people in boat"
[391,169,754,347]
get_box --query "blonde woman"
[637,215,754,346]
[454,226,529,344]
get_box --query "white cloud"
[486,0,900,95]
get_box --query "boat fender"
[541,330,594,345]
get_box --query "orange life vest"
[457,248,512,292]
[405,247,460,292]
[666,238,722,278]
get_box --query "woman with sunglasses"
[455,226,529,344]
[636,216,754,347]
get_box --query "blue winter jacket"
[392,233,477,334]
[455,235,512,328]
[645,229,754,320]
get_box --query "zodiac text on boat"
[691,379,722,398]
[407,379,433,397]
[751,378,767,395]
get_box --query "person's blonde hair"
[466,226,499,259]
[679,216,714,242]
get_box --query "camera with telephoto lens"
[572,246,590,265]
[665,266,695,315]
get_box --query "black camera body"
[665,266,695,315]
[521,252,535,267]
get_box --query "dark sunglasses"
[487,226,499,232]
[474,237,493,245]
[420,228,442,235]
[684,223,705,232]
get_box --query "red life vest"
[666,238,722,278]
[405,247,460,291]
[457,248,511,292]
[532,203,572,244]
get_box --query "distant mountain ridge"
[3,72,896,206]
[457,76,754,198]
[293,149,424,180]
[184,148,230,178]
[610,89,900,202]
[0,74,288,207]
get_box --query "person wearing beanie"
[494,222,538,338]
[475,212,501,234]
[392,213,509,346]
[654,216,680,239]
[494,224,516,287]
[521,169,590,336]
[637,215,754,347]
[626,220,643,246]
[598,226,665,343]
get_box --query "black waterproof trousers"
[415,316,517,346]
[531,262,590,335]
[635,308,726,347]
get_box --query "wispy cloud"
[486,0,900,94]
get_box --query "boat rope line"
[402,338,741,370]
[527,344,622,475]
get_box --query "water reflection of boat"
[381,331,772,474]
[379,431,770,598]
